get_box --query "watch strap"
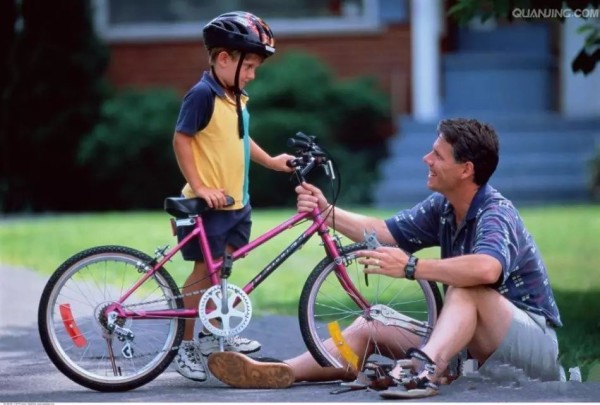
[405,255,418,280]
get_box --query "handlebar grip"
[295,132,312,142]
[287,138,311,149]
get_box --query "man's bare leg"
[418,286,513,380]
[288,316,422,382]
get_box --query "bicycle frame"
[110,205,368,320]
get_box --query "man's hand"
[355,246,410,279]
[295,182,328,213]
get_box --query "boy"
[172,11,294,382]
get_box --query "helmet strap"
[209,52,246,139]
[234,53,245,139]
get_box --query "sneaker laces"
[181,342,203,366]
[226,335,249,345]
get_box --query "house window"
[94,0,381,42]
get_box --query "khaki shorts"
[479,302,561,381]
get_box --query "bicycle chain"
[121,287,207,309]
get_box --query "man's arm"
[296,182,397,245]
[416,254,502,287]
[361,246,502,287]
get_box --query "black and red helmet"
[203,11,275,58]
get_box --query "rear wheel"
[299,243,442,369]
[38,245,184,392]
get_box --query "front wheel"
[298,243,443,369]
[38,246,184,391]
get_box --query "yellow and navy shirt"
[175,71,250,210]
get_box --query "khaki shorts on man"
[479,302,561,381]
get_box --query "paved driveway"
[2,264,599,402]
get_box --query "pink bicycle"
[37,133,442,392]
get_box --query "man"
[208,118,562,398]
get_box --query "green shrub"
[77,88,182,210]
[247,51,394,206]
[76,51,394,210]
[1,0,108,212]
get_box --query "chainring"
[198,284,252,337]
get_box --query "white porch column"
[560,15,600,117]
[410,0,442,121]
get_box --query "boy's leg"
[176,259,210,382]
[182,260,212,340]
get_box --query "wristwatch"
[404,255,419,280]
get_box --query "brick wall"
[106,24,412,114]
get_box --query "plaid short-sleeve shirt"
[384,184,562,327]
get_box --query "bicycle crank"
[198,284,252,337]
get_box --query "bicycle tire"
[38,245,184,392]
[298,242,443,369]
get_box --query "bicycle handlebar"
[286,132,334,181]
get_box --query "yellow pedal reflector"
[327,321,359,370]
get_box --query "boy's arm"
[249,138,294,172]
[172,131,228,208]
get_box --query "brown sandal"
[207,351,295,389]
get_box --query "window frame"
[93,0,382,43]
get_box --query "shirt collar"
[465,183,491,221]
[201,71,225,97]
[440,183,492,222]
[200,71,249,98]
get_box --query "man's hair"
[437,118,499,186]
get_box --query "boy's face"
[216,51,264,90]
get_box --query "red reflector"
[59,303,87,348]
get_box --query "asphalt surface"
[2,264,600,403]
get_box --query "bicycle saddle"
[164,196,235,217]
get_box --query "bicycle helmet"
[203,11,275,58]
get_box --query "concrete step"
[397,114,600,135]
[456,23,551,54]
[375,174,590,209]
[375,114,600,208]
[388,130,598,155]
[380,152,593,180]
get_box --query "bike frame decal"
[59,303,87,348]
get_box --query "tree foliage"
[448,0,600,75]
[247,52,394,207]
[1,0,109,212]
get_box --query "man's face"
[422,134,468,193]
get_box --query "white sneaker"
[175,340,207,381]
[197,333,261,356]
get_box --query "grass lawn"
[1,205,599,379]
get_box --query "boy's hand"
[194,186,229,209]
[270,154,296,173]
